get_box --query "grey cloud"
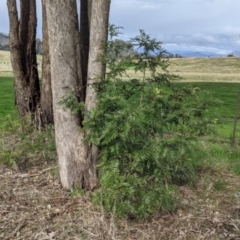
[110,0,240,54]
[1,0,240,54]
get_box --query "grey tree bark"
[46,0,98,190]
[40,0,54,127]
[85,0,111,178]
[46,0,111,191]
[7,0,40,119]
[86,0,111,110]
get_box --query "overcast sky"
[1,0,240,54]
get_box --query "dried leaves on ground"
[1,164,240,240]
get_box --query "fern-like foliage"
[84,27,215,219]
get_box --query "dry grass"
[1,162,240,240]
[123,57,240,83]
[1,50,239,83]
[0,50,11,62]
[168,57,240,82]
[0,50,42,77]
[0,51,13,77]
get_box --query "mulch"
[1,164,240,240]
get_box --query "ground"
[1,162,240,240]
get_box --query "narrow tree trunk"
[86,0,111,110]
[40,0,53,127]
[7,0,40,118]
[85,0,111,176]
[46,0,97,190]
[79,0,91,101]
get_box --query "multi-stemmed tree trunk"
[8,0,111,190]
[7,0,53,128]
[40,0,53,127]
[7,0,40,118]
[46,0,111,190]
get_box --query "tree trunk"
[7,0,40,119]
[86,0,110,110]
[85,0,111,178]
[79,0,91,101]
[39,0,54,127]
[46,0,98,190]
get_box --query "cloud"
[163,43,231,55]
[235,40,240,46]
[111,0,240,54]
[1,0,240,54]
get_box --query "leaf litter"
[1,163,240,240]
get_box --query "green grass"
[180,82,240,175]
[1,75,239,137]
[0,76,16,120]
[186,82,240,118]
[170,81,240,176]
[173,82,240,139]
[0,56,240,174]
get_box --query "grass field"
[1,52,240,239]
[0,50,42,77]
[0,53,240,138]
[0,50,13,77]
[0,50,42,120]
[123,57,240,82]
[0,52,239,138]
[0,76,16,119]
[175,82,240,140]
[168,57,240,82]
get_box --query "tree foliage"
[83,27,215,219]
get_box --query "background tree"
[108,39,137,60]
[7,0,40,119]
[35,38,42,55]
[46,0,110,190]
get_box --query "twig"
[18,166,58,178]
[5,218,26,240]
[81,227,99,237]
[36,166,58,176]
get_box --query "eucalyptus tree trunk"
[7,0,40,119]
[85,0,111,175]
[86,0,110,109]
[46,0,111,191]
[46,0,97,190]
[40,0,53,127]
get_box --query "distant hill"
[0,33,10,51]
[166,50,240,58]
[0,32,9,45]
[167,50,223,58]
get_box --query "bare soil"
[1,163,240,240]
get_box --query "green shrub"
[83,27,215,219]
